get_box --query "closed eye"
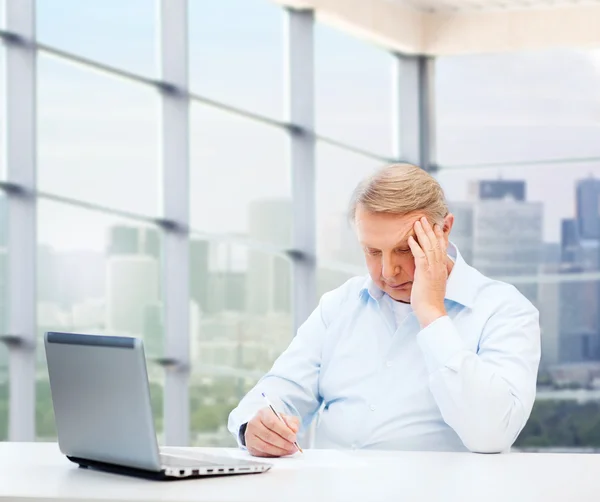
[366,249,381,256]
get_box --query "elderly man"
[228,163,541,456]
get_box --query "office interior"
[1,0,600,451]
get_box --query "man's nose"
[381,255,400,280]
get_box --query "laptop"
[44,331,272,480]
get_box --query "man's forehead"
[357,212,422,246]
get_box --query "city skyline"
[19,175,600,325]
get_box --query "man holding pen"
[228,164,541,457]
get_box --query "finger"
[261,410,298,442]
[408,235,426,265]
[412,221,431,265]
[258,413,297,445]
[434,224,447,256]
[281,414,300,434]
[247,434,295,458]
[421,217,442,262]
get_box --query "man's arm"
[417,300,540,453]
[227,295,329,448]
[408,217,540,453]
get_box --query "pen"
[261,392,303,454]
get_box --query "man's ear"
[443,213,454,237]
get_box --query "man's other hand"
[408,216,448,328]
[245,407,300,457]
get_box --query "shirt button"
[370,404,376,411]
[386,361,393,367]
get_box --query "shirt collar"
[358,242,478,309]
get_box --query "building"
[190,239,210,314]
[320,212,364,268]
[538,272,560,368]
[71,298,105,330]
[108,225,160,260]
[106,255,159,337]
[472,199,542,302]
[447,202,474,264]
[559,216,600,363]
[143,302,164,358]
[576,177,600,240]
[478,180,526,202]
[246,199,292,316]
[450,182,542,303]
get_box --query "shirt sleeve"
[227,294,330,448]
[416,295,541,453]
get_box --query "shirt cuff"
[417,315,469,374]
[238,423,248,447]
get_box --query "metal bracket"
[0,334,34,350]
[152,357,189,372]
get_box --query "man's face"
[355,205,452,303]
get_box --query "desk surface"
[1,443,599,502]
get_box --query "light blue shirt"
[228,244,541,453]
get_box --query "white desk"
[1,443,599,502]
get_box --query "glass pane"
[188,0,283,119]
[317,267,355,301]
[0,192,8,440]
[189,240,292,446]
[436,50,600,166]
[0,46,5,179]
[36,0,156,77]
[38,54,160,216]
[437,162,600,262]
[438,161,600,451]
[190,104,291,246]
[36,199,164,440]
[316,142,375,268]
[315,23,394,157]
[516,279,600,451]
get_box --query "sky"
[2,0,600,259]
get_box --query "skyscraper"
[479,180,526,202]
[538,278,560,368]
[576,177,600,240]
[452,181,542,303]
[558,180,600,363]
[472,198,542,303]
[190,239,210,313]
[143,301,163,358]
[246,199,292,316]
[320,212,363,268]
[447,202,474,264]
[106,255,159,336]
[108,225,161,260]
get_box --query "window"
[37,54,160,216]
[316,142,375,269]
[0,46,5,179]
[315,23,395,157]
[189,239,292,446]
[188,0,284,119]
[36,199,164,440]
[0,192,8,440]
[190,103,291,247]
[36,0,156,77]
[317,267,354,301]
[436,50,600,167]
[436,50,600,451]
